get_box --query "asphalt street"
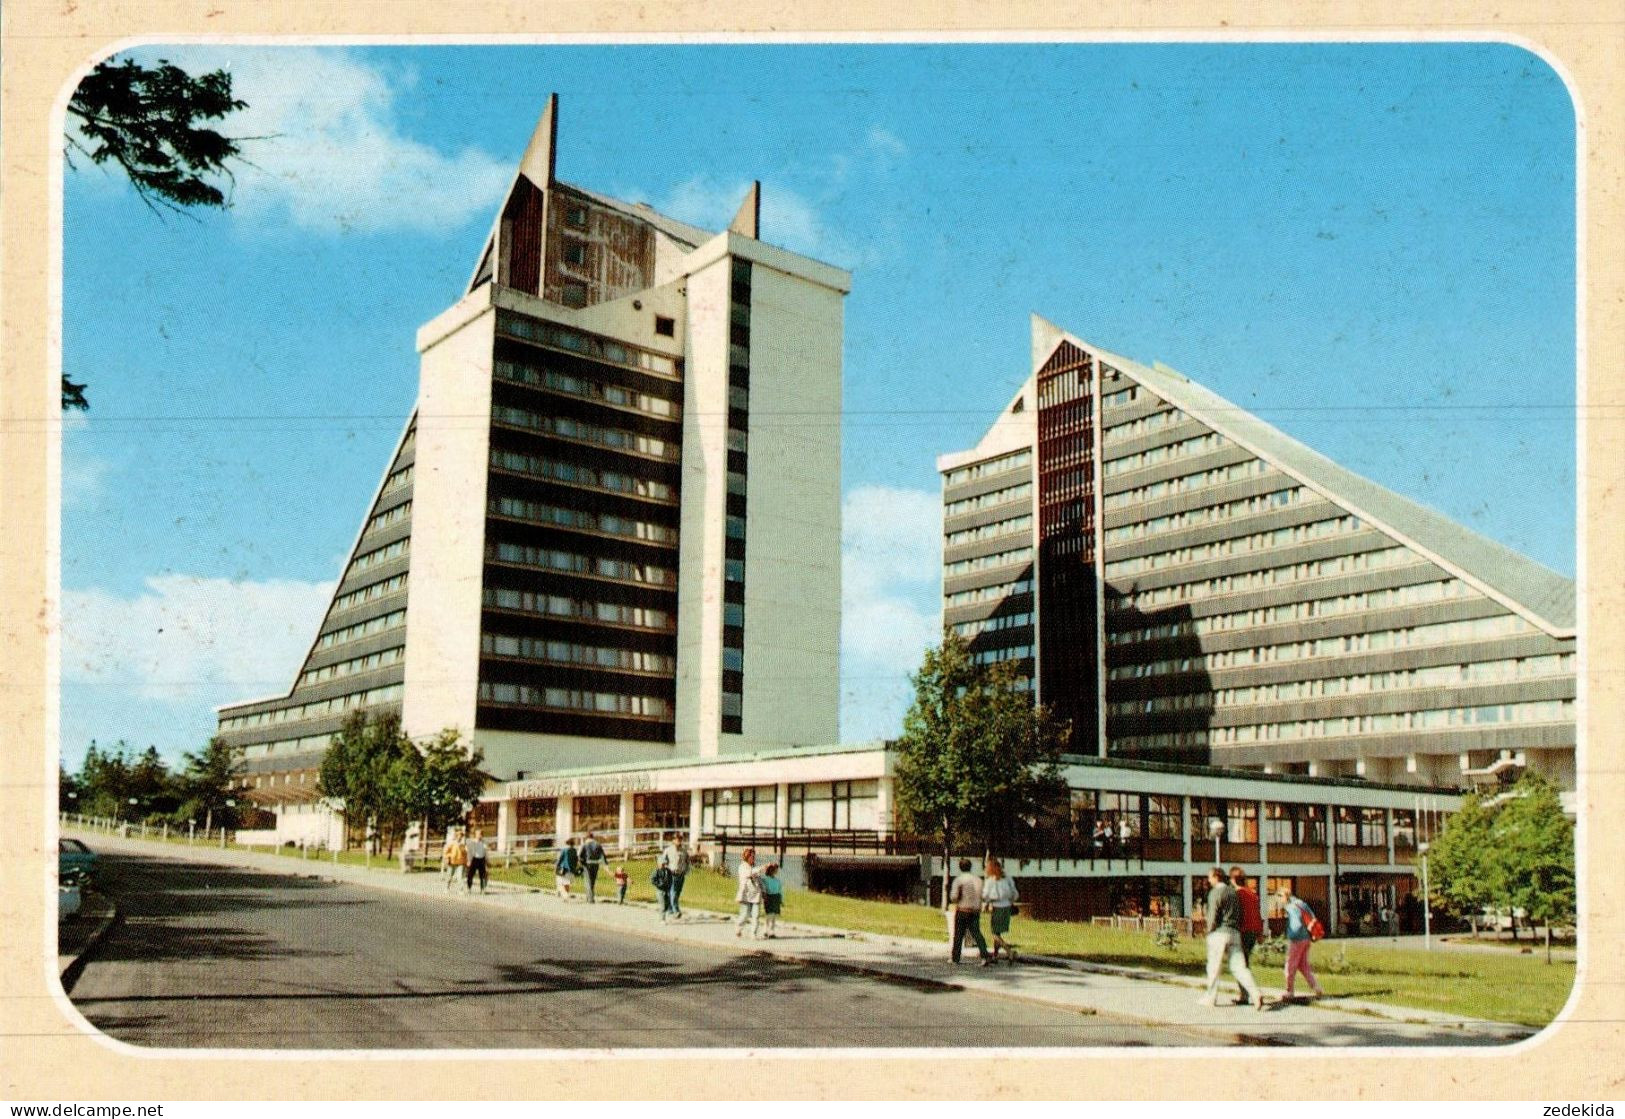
[67,851,1197,1049]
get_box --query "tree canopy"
[61,55,248,411]
[892,631,1071,876]
[66,57,246,214]
[318,712,487,856]
[1427,772,1575,942]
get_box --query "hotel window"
[1334,806,1362,848]
[561,281,588,308]
[702,785,775,832]
[655,315,675,337]
[1360,806,1388,848]
[1264,803,1325,847]
[563,239,587,266]
[1144,795,1183,840]
[1391,809,1417,849]
[565,204,588,228]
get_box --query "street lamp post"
[1207,817,1224,866]
[1418,840,1433,951]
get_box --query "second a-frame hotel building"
[214,99,1576,930]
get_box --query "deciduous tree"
[893,632,1070,908]
[319,712,487,857]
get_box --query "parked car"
[59,875,83,920]
[59,837,98,881]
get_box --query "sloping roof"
[1034,318,1577,636]
[559,180,719,250]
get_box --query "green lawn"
[486,857,1573,1029]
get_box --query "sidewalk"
[64,830,1535,1048]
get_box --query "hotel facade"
[940,318,1576,805]
[211,101,1569,928]
[215,97,846,845]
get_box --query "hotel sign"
[508,773,656,798]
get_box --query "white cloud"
[658,174,834,261]
[146,48,510,234]
[62,574,335,705]
[61,453,108,508]
[840,485,940,739]
[649,125,909,269]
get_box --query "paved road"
[68,851,1196,1049]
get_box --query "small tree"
[179,735,245,832]
[893,632,1070,908]
[1428,773,1576,961]
[319,712,487,858]
[1487,773,1575,961]
[413,728,488,835]
[1427,792,1496,935]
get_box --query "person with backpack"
[580,832,607,903]
[658,833,691,922]
[1279,883,1329,1000]
[555,837,581,900]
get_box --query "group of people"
[730,847,784,938]
[551,832,630,904]
[1199,865,1327,1010]
[438,828,490,894]
[946,857,1021,966]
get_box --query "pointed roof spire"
[517,93,559,187]
[1031,313,1067,373]
[729,180,761,239]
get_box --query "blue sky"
[59,42,1577,770]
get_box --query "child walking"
[761,862,784,938]
[614,864,629,904]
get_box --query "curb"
[58,889,120,995]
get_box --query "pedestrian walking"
[734,847,764,938]
[580,832,606,903]
[555,838,580,900]
[441,828,467,892]
[1230,866,1263,967]
[464,829,489,894]
[614,864,629,904]
[982,857,1019,964]
[761,862,783,938]
[1279,884,1328,1000]
[659,833,691,922]
[948,857,992,965]
[1199,866,1264,1009]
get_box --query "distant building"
[215,96,847,845]
[940,317,1576,808]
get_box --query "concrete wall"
[672,251,734,757]
[401,295,496,741]
[474,727,676,779]
[736,253,843,751]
